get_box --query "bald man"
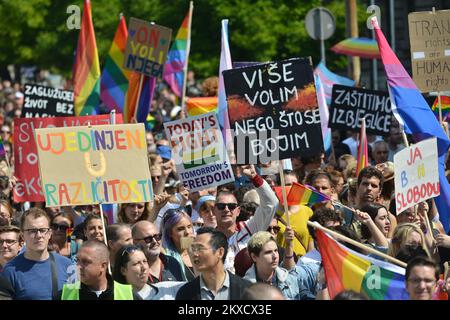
[240,282,285,300]
[60,240,140,300]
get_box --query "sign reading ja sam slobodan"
[123,18,172,78]
[35,123,153,207]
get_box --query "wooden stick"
[278,160,290,226]
[438,91,443,125]
[307,220,407,268]
[180,1,194,119]
[99,204,112,274]
[132,74,145,122]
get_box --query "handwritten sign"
[394,138,440,214]
[123,18,172,78]
[35,123,152,207]
[13,114,123,202]
[164,113,234,191]
[329,85,393,135]
[222,57,324,164]
[23,84,74,118]
[408,10,450,92]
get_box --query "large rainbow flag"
[316,228,409,300]
[100,14,129,113]
[73,0,101,116]
[186,97,218,116]
[372,17,450,233]
[286,182,330,206]
[356,118,368,176]
[163,3,193,97]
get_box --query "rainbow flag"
[163,3,193,97]
[186,97,218,116]
[73,0,101,116]
[286,182,330,206]
[356,118,368,176]
[101,203,118,224]
[123,73,156,123]
[331,37,380,59]
[273,186,292,206]
[100,14,130,113]
[431,95,450,120]
[316,228,409,300]
[0,137,5,157]
[373,17,450,233]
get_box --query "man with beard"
[132,221,184,282]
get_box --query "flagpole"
[132,74,144,122]
[99,204,112,274]
[438,91,443,124]
[307,221,407,268]
[278,161,290,227]
[180,1,194,119]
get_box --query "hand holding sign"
[241,165,257,179]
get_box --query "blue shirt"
[1,252,74,300]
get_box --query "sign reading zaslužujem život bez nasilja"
[35,124,152,207]
[123,18,172,78]
[164,113,234,192]
[394,138,440,215]
[23,84,74,118]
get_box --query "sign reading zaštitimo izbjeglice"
[329,85,393,135]
[164,113,234,191]
[223,57,324,164]
[35,124,152,207]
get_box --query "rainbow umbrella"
[331,37,380,59]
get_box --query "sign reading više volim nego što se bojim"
[164,113,235,192]
[35,124,153,207]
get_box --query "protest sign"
[408,10,450,92]
[23,84,74,118]
[35,123,152,207]
[223,57,323,164]
[329,85,393,135]
[13,114,123,202]
[394,138,440,214]
[164,113,234,191]
[123,18,172,78]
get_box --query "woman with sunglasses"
[117,203,150,225]
[113,245,185,300]
[48,212,77,261]
[161,208,196,281]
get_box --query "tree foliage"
[0,0,371,80]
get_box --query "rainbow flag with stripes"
[100,14,130,113]
[186,97,218,116]
[123,73,156,123]
[273,186,292,206]
[163,3,193,97]
[316,228,409,300]
[73,0,101,116]
[431,95,450,120]
[286,182,330,206]
[356,118,368,176]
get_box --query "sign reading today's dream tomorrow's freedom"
[164,113,234,192]
[35,124,152,207]
[394,138,440,214]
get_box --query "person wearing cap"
[194,195,216,228]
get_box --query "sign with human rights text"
[23,84,74,118]
[223,57,324,164]
[329,85,393,135]
[35,123,152,207]
[164,113,234,191]
[394,138,440,214]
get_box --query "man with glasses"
[214,165,279,273]
[132,221,184,282]
[405,256,440,300]
[1,208,74,299]
[0,225,22,272]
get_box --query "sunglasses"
[215,203,238,211]
[121,245,142,257]
[267,226,281,233]
[51,223,70,232]
[1,130,10,134]
[136,233,162,244]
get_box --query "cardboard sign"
[35,123,152,207]
[13,114,123,202]
[329,85,393,135]
[23,84,74,118]
[164,113,235,191]
[123,18,172,78]
[394,138,440,214]
[223,57,324,164]
[408,10,450,92]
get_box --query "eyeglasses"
[267,226,281,233]
[407,278,436,286]
[136,233,162,244]
[51,223,70,232]
[188,244,211,254]
[1,130,10,134]
[24,228,51,236]
[121,245,142,257]
[215,203,238,211]
[193,222,204,228]
[0,239,18,246]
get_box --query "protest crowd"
[0,1,449,302]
